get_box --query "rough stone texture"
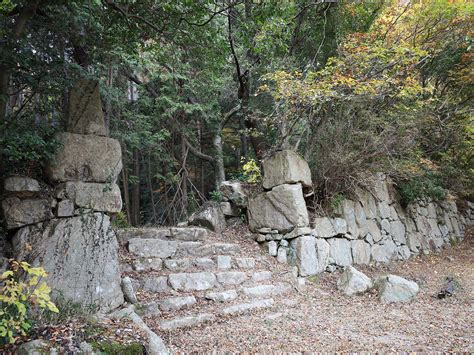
[267,241,278,256]
[217,255,232,269]
[12,213,123,311]
[235,257,255,269]
[367,220,383,243]
[220,201,240,216]
[133,257,163,272]
[314,239,330,273]
[337,266,373,296]
[4,176,41,196]
[164,259,191,272]
[189,202,226,233]
[262,150,312,189]
[56,199,74,217]
[390,220,407,245]
[160,313,215,330]
[378,275,419,303]
[342,200,359,238]
[142,276,170,293]
[242,284,288,298]
[205,289,238,302]
[194,258,215,270]
[158,296,196,311]
[248,183,309,233]
[252,271,272,282]
[122,277,138,304]
[222,298,274,315]
[170,227,208,241]
[277,247,288,264]
[328,238,353,267]
[216,271,247,285]
[290,236,317,276]
[46,132,122,183]
[313,217,336,238]
[129,238,177,258]
[219,181,248,208]
[283,226,313,240]
[351,240,371,265]
[57,181,122,213]
[371,240,397,264]
[66,79,107,136]
[2,197,53,230]
[169,272,217,291]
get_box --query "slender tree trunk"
[105,66,113,135]
[130,149,141,226]
[213,123,225,187]
[147,152,157,224]
[180,134,189,217]
[120,142,131,223]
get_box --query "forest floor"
[159,227,474,353]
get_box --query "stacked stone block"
[0,79,124,311]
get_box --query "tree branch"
[183,136,215,163]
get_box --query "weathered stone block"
[328,238,352,266]
[216,271,247,285]
[189,202,226,233]
[67,79,107,136]
[377,274,419,303]
[169,272,217,291]
[351,239,371,265]
[337,266,373,296]
[2,197,53,230]
[128,238,177,258]
[46,132,122,183]
[56,199,74,217]
[57,181,122,213]
[262,150,312,189]
[248,183,309,233]
[290,235,317,276]
[12,213,123,311]
[219,181,248,208]
[4,176,41,196]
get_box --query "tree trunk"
[130,149,141,226]
[181,133,188,217]
[213,123,226,187]
[147,152,157,224]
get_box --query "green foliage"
[0,260,59,345]
[111,212,131,229]
[0,119,60,176]
[241,158,261,184]
[209,190,223,202]
[398,171,446,205]
[91,341,144,355]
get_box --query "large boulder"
[337,266,373,296]
[189,202,226,233]
[377,274,419,303]
[262,150,312,189]
[46,132,122,183]
[66,79,107,136]
[56,181,122,213]
[248,183,309,233]
[219,181,248,208]
[1,197,53,230]
[12,213,124,311]
[3,176,41,197]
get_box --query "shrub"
[0,260,59,345]
[209,190,223,202]
[241,158,261,184]
[397,171,446,205]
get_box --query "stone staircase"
[117,226,295,332]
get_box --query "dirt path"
[159,229,474,352]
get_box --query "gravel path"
[159,229,474,352]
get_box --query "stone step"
[128,239,240,259]
[131,256,256,273]
[117,227,209,244]
[221,298,274,315]
[205,289,238,302]
[241,283,290,298]
[159,313,215,331]
[157,296,196,312]
[135,270,274,294]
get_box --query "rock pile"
[0,79,124,311]
[248,150,313,268]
